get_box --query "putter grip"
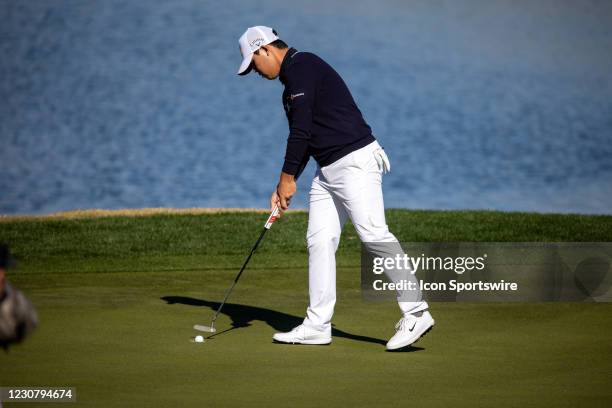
[264,205,281,229]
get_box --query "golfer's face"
[251,48,277,80]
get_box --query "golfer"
[237,26,434,350]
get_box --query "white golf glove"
[374,147,391,174]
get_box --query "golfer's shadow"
[161,296,423,352]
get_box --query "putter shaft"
[196,206,280,332]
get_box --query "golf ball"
[194,335,204,343]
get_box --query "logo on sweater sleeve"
[284,92,306,114]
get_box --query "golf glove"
[374,147,391,174]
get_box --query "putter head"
[193,324,216,333]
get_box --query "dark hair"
[254,38,288,56]
[252,30,288,57]
[255,39,288,55]
[269,29,288,49]
[269,39,288,49]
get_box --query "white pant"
[303,140,429,331]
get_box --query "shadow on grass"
[161,296,423,352]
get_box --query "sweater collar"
[279,47,300,84]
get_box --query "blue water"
[1,0,611,215]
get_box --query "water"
[1,0,611,215]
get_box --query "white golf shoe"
[273,324,332,345]
[386,310,435,350]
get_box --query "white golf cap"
[237,26,279,75]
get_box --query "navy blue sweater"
[279,48,375,178]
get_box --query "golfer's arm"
[282,133,310,176]
[279,172,295,183]
[282,102,312,176]
[282,63,315,178]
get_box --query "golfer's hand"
[270,190,281,214]
[276,172,296,212]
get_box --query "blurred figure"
[0,244,38,351]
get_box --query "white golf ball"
[194,335,204,343]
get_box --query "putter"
[194,204,281,334]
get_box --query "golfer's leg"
[337,146,428,315]
[303,168,348,331]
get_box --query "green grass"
[1,209,611,407]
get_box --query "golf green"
[1,210,611,407]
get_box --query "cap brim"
[237,53,254,76]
